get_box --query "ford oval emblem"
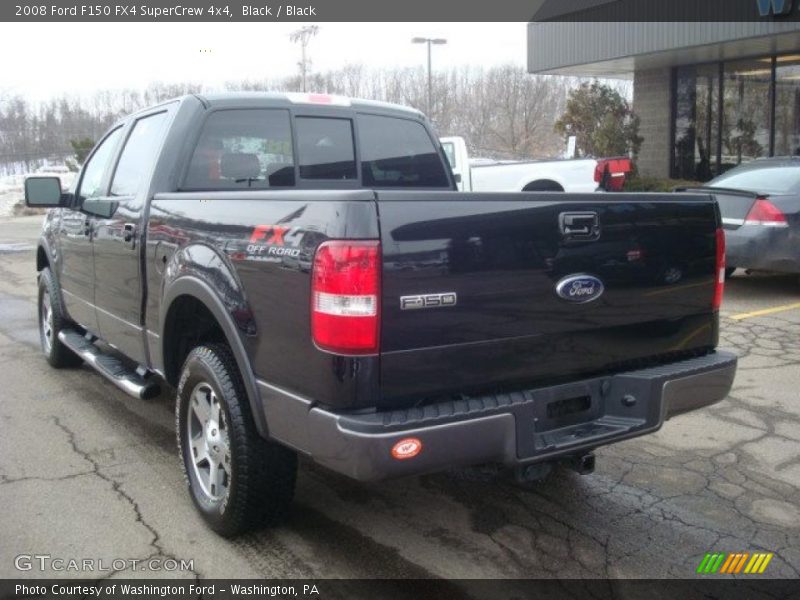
[555,274,605,304]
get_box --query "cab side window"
[76,127,123,203]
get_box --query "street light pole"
[290,25,319,93]
[411,37,447,116]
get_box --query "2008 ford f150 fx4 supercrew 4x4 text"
[25,93,737,536]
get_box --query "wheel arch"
[36,244,50,272]
[36,240,70,319]
[160,276,268,437]
[521,179,565,192]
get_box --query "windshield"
[708,163,800,194]
[442,142,456,168]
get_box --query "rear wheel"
[177,344,297,537]
[37,267,82,368]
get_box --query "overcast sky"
[0,22,528,102]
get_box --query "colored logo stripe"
[697,553,726,573]
[747,553,774,574]
[697,552,774,574]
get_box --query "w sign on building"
[756,0,793,16]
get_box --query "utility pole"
[411,37,447,116]
[290,25,319,92]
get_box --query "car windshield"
[708,163,800,194]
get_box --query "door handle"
[559,212,600,241]
[123,223,136,244]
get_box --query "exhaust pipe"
[567,452,595,475]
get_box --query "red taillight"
[745,197,788,226]
[311,240,380,355]
[594,158,632,191]
[713,228,725,311]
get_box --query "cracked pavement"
[0,216,798,580]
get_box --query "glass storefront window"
[721,59,771,172]
[695,65,720,180]
[774,56,800,156]
[671,53,800,181]
[672,66,697,180]
[673,65,719,181]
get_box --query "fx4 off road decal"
[241,225,305,261]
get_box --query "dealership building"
[527,19,800,181]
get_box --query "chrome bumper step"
[58,330,160,400]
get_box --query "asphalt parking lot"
[0,215,798,580]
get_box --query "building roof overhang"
[527,22,800,78]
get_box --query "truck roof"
[193,91,424,118]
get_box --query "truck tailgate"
[377,191,720,404]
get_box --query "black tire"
[725,267,736,280]
[37,267,82,368]
[176,344,297,537]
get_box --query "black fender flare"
[160,276,268,437]
[36,235,56,274]
[36,236,68,309]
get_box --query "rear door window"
[357,114,450,188]
[184,109,295,190]
[295,117,357,180]
[110,112,169,196]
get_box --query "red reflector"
[745,197,788,226]
[311,240,380,355]
[714,228,725,311]
[391,438,422,460]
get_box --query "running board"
[58,330,161,400]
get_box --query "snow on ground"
[0,188,23,218]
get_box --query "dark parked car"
[24,93,736,536]
[682,157,800,277]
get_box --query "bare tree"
[0,64,573,176]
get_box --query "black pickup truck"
[25,93,737,536]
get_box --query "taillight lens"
[594,158,632,191]
[745,197,788,226]
[713,228,725,311]
[311,240,380,355]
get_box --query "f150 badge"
[555,275,604,304]
[400,292,457,310]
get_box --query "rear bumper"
[725,224,800,273]
[259,351,737,482]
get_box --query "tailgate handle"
[559,212,600,240]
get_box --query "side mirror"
[453,173,462,184]
[25,177,67,208]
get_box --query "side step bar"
[58,330,160,400]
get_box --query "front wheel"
[177,344,297,537]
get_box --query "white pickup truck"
[440,136,632,193]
